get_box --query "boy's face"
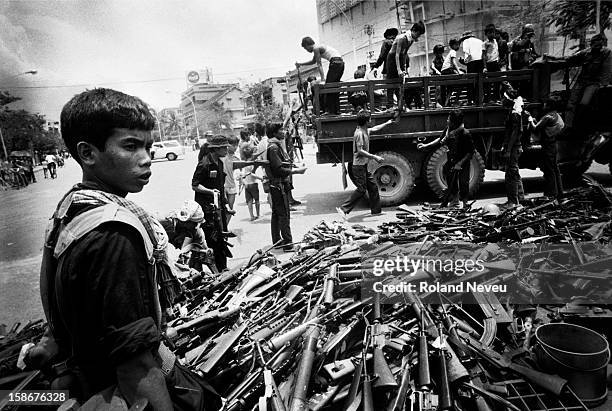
[411,29,422,40]
[303,44,314,53]
[91,128,153,195]
[452,44,460,51]
[228,144,237,155]
[486,32,495,40]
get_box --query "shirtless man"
[296,37,345,115]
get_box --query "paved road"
[1,145,611,326]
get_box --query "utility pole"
[596,0,602,33]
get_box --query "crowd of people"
[297,22,544,113]
[0,151,67,190]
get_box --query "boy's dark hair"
[227,135,239,146]
[60,88,155,162]
[433,44,445,54]
[306,75,317,83]
[254,122,266,137]
[266,122,283,138]
[485,24,496,35]
[354,68,366,79]
[449,38,460,47]
[356,110,371,126]
[411,21,425,35]
[239,130,250,141]
[301,37,315,47]
[448,109,464,127]
[501,31,509,41]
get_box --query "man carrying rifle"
[418,110,474,208]
[36,89,221,409]
[192,135,265,270]
[265,122,307,251]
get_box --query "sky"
[0,0,319,120]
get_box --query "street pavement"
[1,144,611,326]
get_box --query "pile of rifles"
[161,177,612,410]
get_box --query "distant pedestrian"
[45,153,57,179]
[296,37,344,115]
[240,146,263,221]
[223,135,241,227]
[528,97,565,200]
[337,111,394,219]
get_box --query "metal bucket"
[534,323,610,408]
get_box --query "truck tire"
[368,151,415,206]
[167,153,177,161]
[425,147,485,199]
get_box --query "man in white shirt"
[460,30,484,104]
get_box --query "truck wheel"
[368,151,415,206]
[425,147,485,199]
[167,153,177,161]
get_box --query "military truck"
[311,65,612,206]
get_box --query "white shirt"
[441,49,457,72]
[482,38,499,63]
[462,37,484,62]
[45,154,56,164]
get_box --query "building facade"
[180,83,245,133]
[313,0,591,79]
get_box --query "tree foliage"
[548,0,612,44]
[160,110,183,138]
[247,83,283,124]
[0,91,63,158]
[200,102,233,134]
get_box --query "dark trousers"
[340,164,381,214]
[540,142,563,200]
[485,61,501,101]
[505,146,525,205]
[322,59,345,114]
[440,68,457,106]
[203,211,227,271]
[47,163,57,179]
[466,60,484,104]
[386,55,402,107]
[442,161,470,205]
[270,183,292,245]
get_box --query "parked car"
[151,140,185,161]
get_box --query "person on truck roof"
[482,24,501,102]
[336,111,394,219]
[460,30,484,104]
[547,33,611,129]
[418,110,474,209]
[440,39,464,106]
[295,37,345,115]
[385,21,426,110]
[372,28,399,79]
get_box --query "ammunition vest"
[40,193,176,388]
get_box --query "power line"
[1,65,292,90]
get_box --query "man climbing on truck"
[295,37,344,115]
[385,21,426,111]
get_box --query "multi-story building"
[313,0,593,79]
[179,83,245,133]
